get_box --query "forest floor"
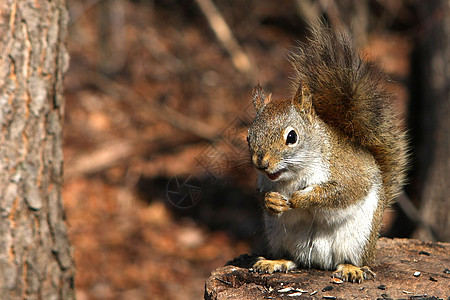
[62,1,414,299]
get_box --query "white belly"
[263,183,380,270]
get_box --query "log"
[205,238,450,299]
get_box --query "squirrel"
[246,24,408,283]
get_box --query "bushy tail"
[290,24,408,205]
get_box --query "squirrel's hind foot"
[332,264,375,283]
[252,257,297,274]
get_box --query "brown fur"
[290,24,409,207]
[288,24,408,266]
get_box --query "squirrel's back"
[289,25,408,206]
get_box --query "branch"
[86,71,218,141]
[194,0,255,78]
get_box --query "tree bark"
[410,0,450,242]
[0,0,75,298]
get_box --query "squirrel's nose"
[252,153,269,170]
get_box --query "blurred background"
[62,0,449,299]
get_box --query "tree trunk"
[410,0,450,242]
[0,0,75,298]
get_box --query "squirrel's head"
[247,84,326,182]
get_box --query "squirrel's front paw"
[332,264,375,283]
[264,192,290,214]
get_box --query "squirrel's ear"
[294,84,313,115]
[252,83,271,111]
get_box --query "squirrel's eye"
[285,130,297,145]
